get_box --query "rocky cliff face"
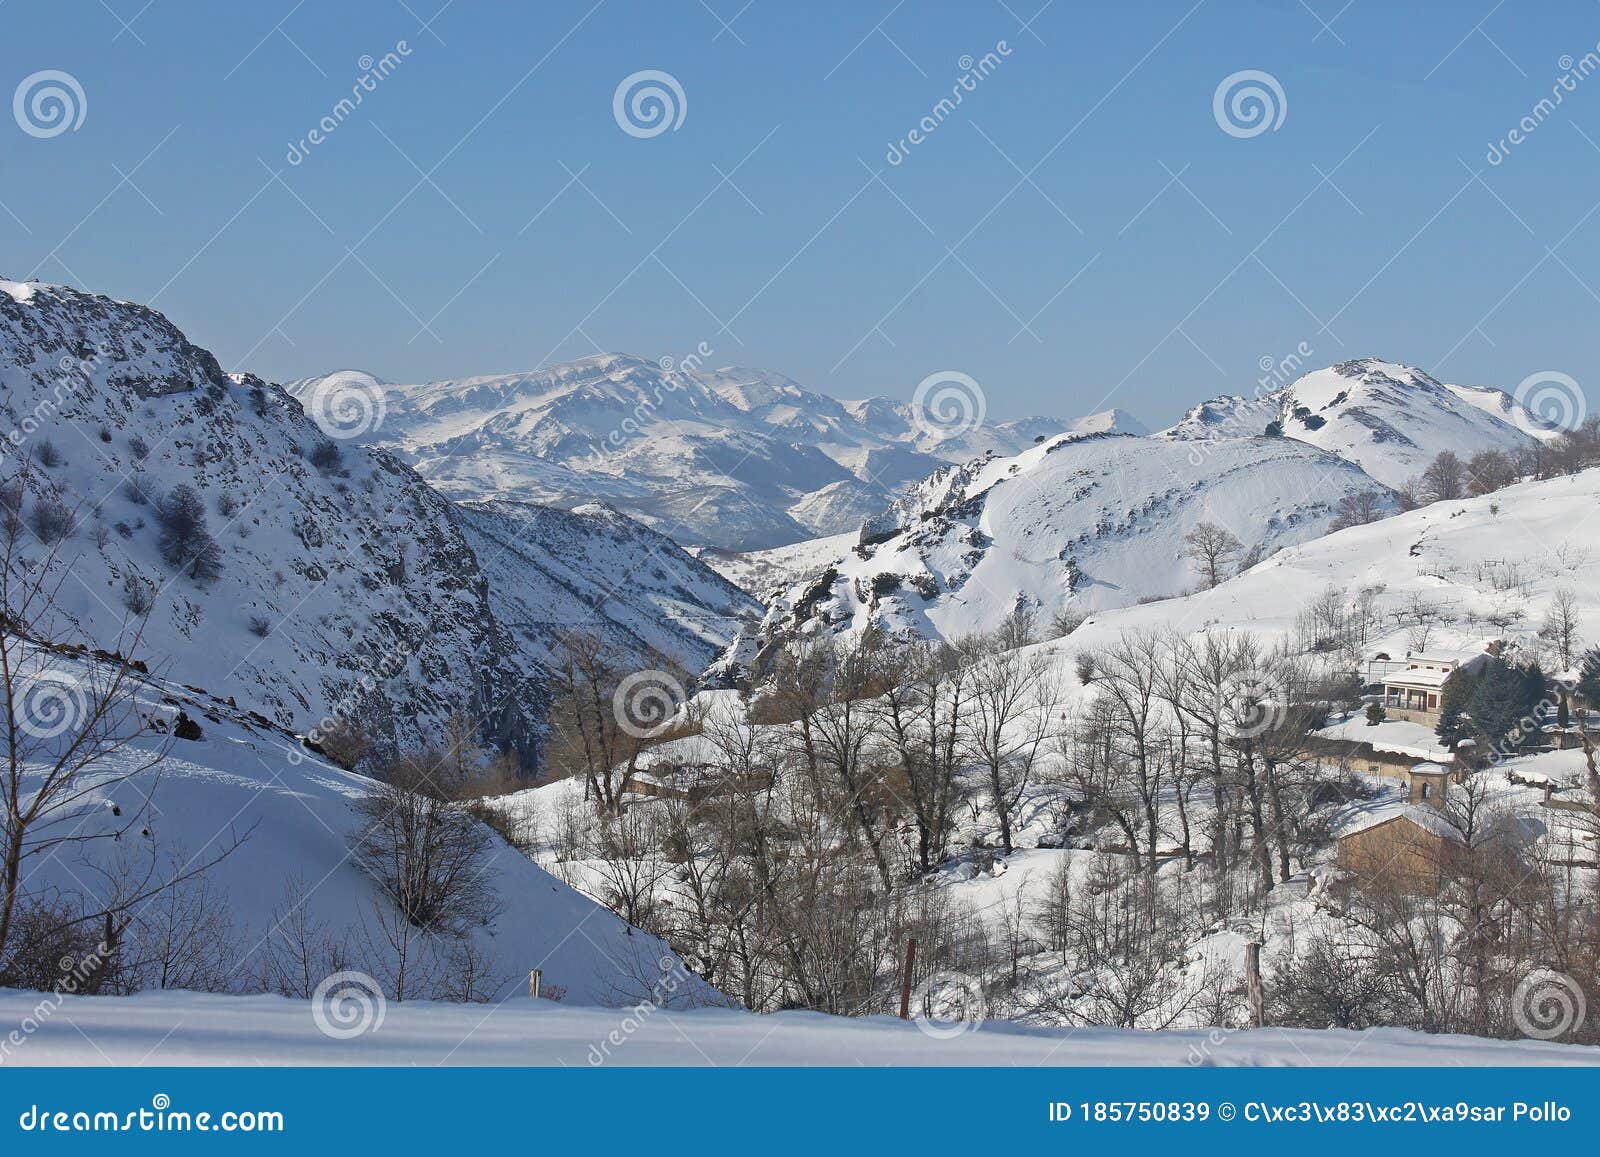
[0,277,540,761]
[0,279,752,763]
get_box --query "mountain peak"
[1069,407,1148,437]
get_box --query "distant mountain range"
[287,358,1125,550]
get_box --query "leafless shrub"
[352,749,500,935]
[27,498,74,544]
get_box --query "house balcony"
[1381,695,1440,726]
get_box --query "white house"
[1376,648,1492,724]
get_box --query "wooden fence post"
[529,968,543,1000]
[1244,940,1264,1028]
[898,937,917,1020]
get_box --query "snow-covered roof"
[1384,666,1453,689]
[1316,716,1455,761]
[1409,648,1488,665]
[1337,803,1467,844]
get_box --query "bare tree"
[1184,522,1242,589]
[1465,449,1518,496]
[966,634,1059,856]
[1418,450,1466,503]
[800,634,896,888]
[119,845,238,992]
[1330,489,1386,531]
[1094,629,1173,869]
[1539,587,1583,672]
[877,639,971,874]
[1393,592,1453,653]
[256,875,354,998]
[544,632,691,815]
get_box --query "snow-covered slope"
[737,357,1560,656]
[1022,465,1600,720]
[0,278,529,759]
[5,990,1590,1065]
[9,648,714,1007]
[288,357,1070,550]
[0,280,751,758]
[743,429,1389,653]
[1162,358,1557,488]
[454,499,760,672]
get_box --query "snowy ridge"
[1160,358,1557,488]
[1029,466,1600,712]
[741,429,1389,654]
[739,357,1558,655]
[454,498,760,673]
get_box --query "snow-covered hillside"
[7,648,716,1008]
[455,499,760,673]
[738,358,1559,655]
[1030,465,1600,687]
[520,467,1600,1041]
[288,357,1069,550]
[741,429,1388,654]
[0,280,751,758]
[1161,358,1558,488]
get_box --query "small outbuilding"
[1335,763,1465,894]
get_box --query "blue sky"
[4,0,1600,426]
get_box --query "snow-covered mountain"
[1160,358,1559,487]
[0,279,751,759]
[729,358,1557,661]
[732,429,1388,663]
[455,499,759,672]
[288,357,1071,551]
